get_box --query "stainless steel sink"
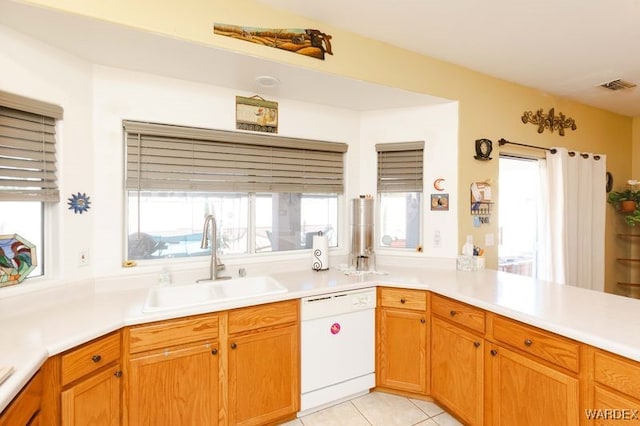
[142,276,288,313]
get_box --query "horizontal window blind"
[0,91,63,202]
[124,121,347,194]
[376,141,425,192]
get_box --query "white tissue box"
[456,255,485,272]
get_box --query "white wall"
[0,25,94,285]
[0,24,458,294]
[360,105,459,258]
[91,65,362,276]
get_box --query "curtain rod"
[497,138,601,160]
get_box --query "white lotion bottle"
[462,235,474,256]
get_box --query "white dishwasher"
[299,287,376,416]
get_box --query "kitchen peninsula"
[1,264,639,424]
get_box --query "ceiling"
[0,0,447,112]
[2,0,639,117]
[258,0,640,117]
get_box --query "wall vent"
[600,79,637,91]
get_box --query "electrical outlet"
[79,249,90,266]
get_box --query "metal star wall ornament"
[67,192,91,214]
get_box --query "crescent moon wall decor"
[433,178,446,191]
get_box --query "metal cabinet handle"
[420,318,426,324]
[114,370,123,378]
[473,341,481,348]
[450,310,457,316]
[91,355,102,363]
[211,348,218,355]
[524,339,533,347]
[230,343,237,350]
[490,349,498,357]
[400,298,406,304]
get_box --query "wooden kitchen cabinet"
[124,314,219,426]
[430,295,484,425]
[376,287,428,395]
[61,365,121,426]
[40,331,123,426]
[431,317,484,425]
[0,368,42,426]
[488,342,580,425]
[226,299,299,426]
[487,314,581,426]
[589,348,640,424]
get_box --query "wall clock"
[474,138,493,161]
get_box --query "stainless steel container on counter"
[350,197,375,271]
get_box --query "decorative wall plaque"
[214,24,333,60]
[521,108,577,136]
[236,95,278,133]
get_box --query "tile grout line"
[408,397,446,421]
[348,399,374,425]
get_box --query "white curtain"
[537,147,606,291]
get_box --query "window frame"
[0,91,63,282]
[375,141,425,251]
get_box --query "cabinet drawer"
[61,332,121,386]
[128,314,219,354]
[228,299,298,335]
[594,350,640,400]
[379,287,427,311]
[491,315,579,373]
[431,294,485,333]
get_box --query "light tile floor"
[280,391,463,426]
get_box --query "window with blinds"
[124,121,347,194]
[0,91,63,202]
[376,141,424,193]
[0,91,63,280]
[376,141,424,250]
[123,121,347,260]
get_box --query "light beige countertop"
[1,263,639,412]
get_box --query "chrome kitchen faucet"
[197,214,231,282]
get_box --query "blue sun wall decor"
[68,192,91,214]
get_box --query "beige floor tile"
[410,398,445,418]
[416,419,439,426]
[352,391,429,426]
[298,401,371,426]
[279,418,304,426]
[431,411,463,426]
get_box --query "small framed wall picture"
[474,138,493,160]
[236,95,278,133]
[431,193,449,211]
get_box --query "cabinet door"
[228,324,299,426]
[127,343,219,426]
[61,365,121,426]
[431,317,483,425]
[489,343,579,426]
[592,385,640,425]
[377,307,427,394]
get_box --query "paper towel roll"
[312,234,329,271]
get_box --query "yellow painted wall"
[24,0,634,293]
[633,118,640,178]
